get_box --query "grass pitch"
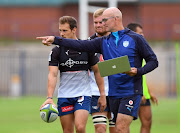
[0,96,178,133]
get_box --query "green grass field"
[0,96,178,133]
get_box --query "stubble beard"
[97,31,108,36]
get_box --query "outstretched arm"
[36,36,103,53]
[40,66,58,110]
[91,64,106,112]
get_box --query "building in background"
[0,0,180,40]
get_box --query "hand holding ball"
[40,104,59,123]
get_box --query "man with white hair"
[37,7,158,133]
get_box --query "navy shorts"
[57,96,91,116]
[90,96,110,114]
[109,95,142,123]
[141,99,151,106]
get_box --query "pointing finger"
[36,37,47,40]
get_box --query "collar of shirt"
[112,30,124,46]
[112,31,119,46]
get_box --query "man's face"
[102,13,115,32]
[59,23,75,39]
[94,15,106,35]
[135,27,144,36]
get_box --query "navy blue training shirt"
[52,28,158,98]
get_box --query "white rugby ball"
[40,104,59,123]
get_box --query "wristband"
[47,97,53,99]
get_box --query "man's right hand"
[36,36,55,46]
[40,99,56,111]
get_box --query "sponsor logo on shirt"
[61,105,74,112]
[60,58,88,68]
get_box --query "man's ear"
[72,27,77,33]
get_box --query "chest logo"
[60,58,88,68]
[123,41,129,47]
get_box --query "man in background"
[40,16,106,133]
[127,23,158,133]
[89,8,115,133]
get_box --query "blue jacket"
[53,28,158,98]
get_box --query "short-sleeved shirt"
[49,45,99,98]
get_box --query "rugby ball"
[40,104,59,123]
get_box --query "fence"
[0,42,179,97]
[0,45,59,97]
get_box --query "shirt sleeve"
[88,53,99,67]
[136,36,158,76]
[49,46,60,66]
[53,36,103,54]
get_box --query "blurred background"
[0,0,179,98]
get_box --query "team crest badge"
[123,41,129,47]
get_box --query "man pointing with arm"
[37,7,158,133]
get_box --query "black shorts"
[109,95,142,123]
[141,99,151,106]
[90,96,110,114]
